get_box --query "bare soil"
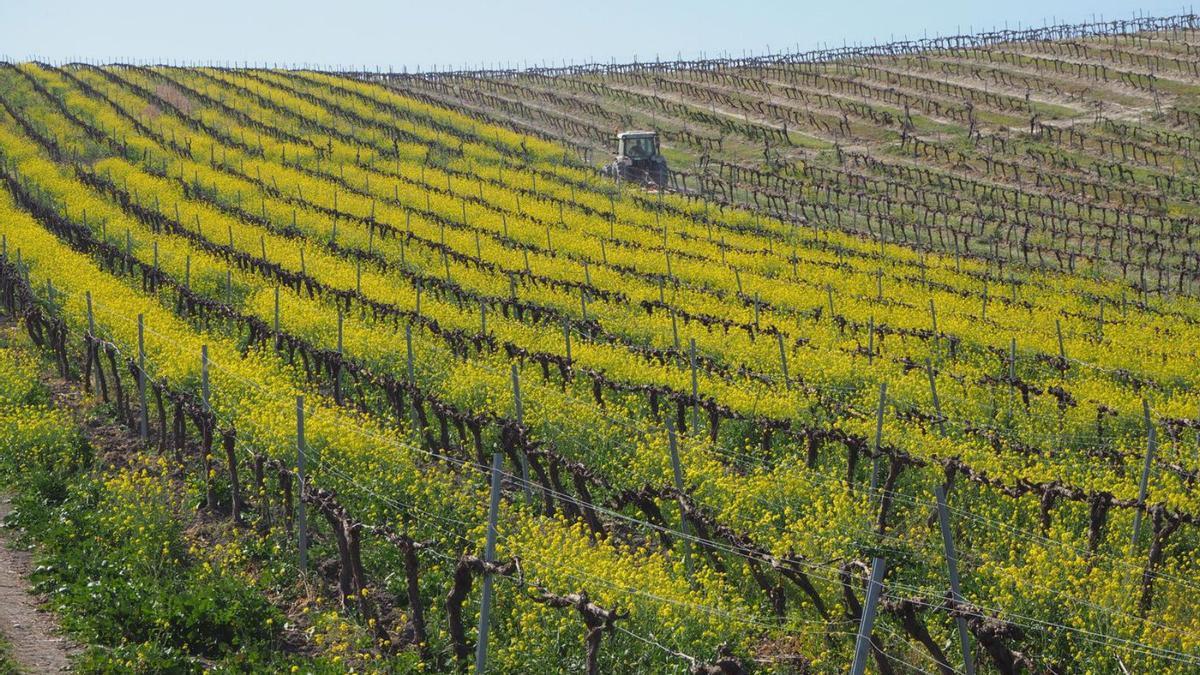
[0,496,76,673]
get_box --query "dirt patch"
[0,496,77,673]
[45,376,142,471]
[155,83,193,115]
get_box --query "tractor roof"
[617,130,657,138]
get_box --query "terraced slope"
[368,14,1200,298]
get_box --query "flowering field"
[0,34,1198,674]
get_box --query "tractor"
[603,131,669,188]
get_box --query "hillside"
[370,14,1200,298]
[0,18,1198,673]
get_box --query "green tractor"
[603,130,669,188]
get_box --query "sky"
[0,1,1195,72]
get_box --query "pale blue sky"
[0,1,1192,72]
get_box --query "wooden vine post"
[666,417,692,576]
[405,323,423,446]
[929,299,939,362]
[474,452,504,675]
[926,359,945,435]
[511,364,533,502]
[137,313,148,440]
[776,333,789,389]
[335,309,344,405]
[870,382,887,495]
[200,345,216,510]
[1132,399,1157,545]
[688,338,700,434]
[296,395,309,570]
[850,557,887,675]
[1008,338,1017,415]
[563,317,572,365]
[85,290,95,335]
[867,316,875,365]
[935,486,976,675]
[1055,319,1066,363]
[84,291,97,393]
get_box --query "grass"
[0,634,22,675]
[0,325,394,673]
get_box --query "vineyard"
[372,14,1200,298]
[0,13,1197,675]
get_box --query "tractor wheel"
[650,162,669,189]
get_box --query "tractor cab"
[605,131,669,187]
[619,132,659,160]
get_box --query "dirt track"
[0,496,75,673]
